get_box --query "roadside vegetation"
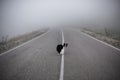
[82,28,120,49]
[0,28,49,54]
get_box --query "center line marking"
[59,29,65,80]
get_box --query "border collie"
[56,43,68,54]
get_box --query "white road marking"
[61,29,64,45]
[59,29,65,80]
[0,30,50,56]
[81,32,120,52]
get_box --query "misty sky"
[0,0,119,39]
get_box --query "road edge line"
[81,32,120,52]
[0,29,50,56]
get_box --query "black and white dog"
[56,43,68,54]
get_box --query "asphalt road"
[0,29,62,80]
[0,28,120,80]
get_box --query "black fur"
[56,43,68,54]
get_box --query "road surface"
[0,28,120,80]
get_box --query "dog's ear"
[63,43,65,46]
[64,43,68,47]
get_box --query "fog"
[0,0,120,40]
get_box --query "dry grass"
[0,28,49,54]
[82,29,120,49]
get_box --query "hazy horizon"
[0,0,120,40]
